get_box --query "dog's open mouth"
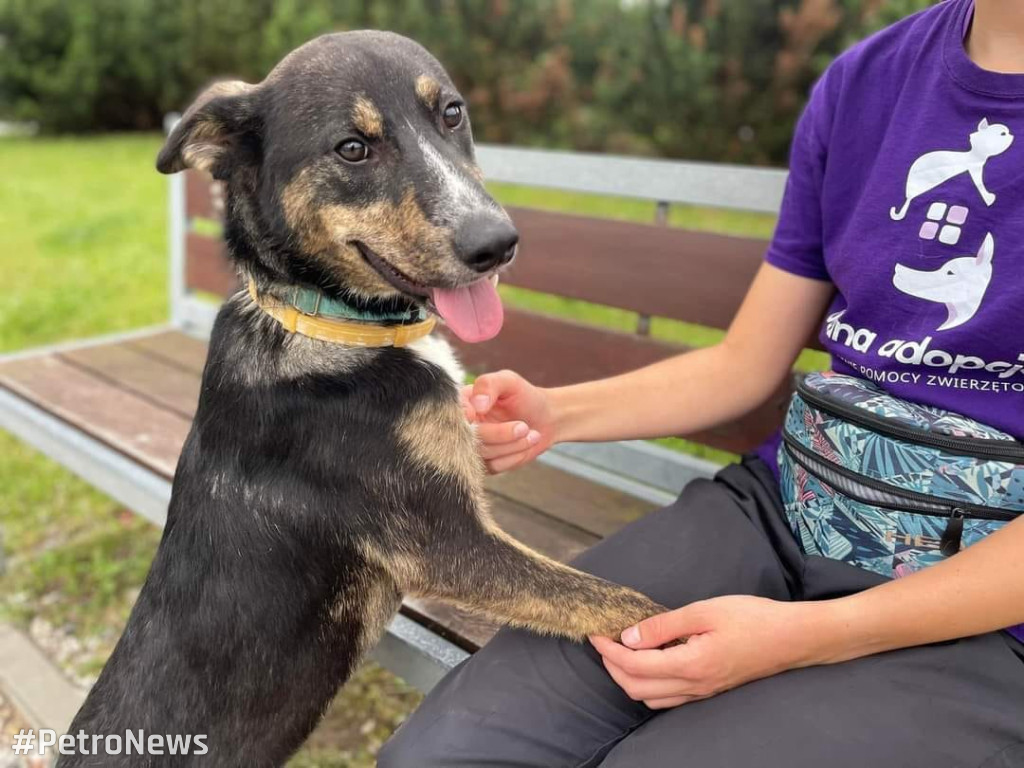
[355,242,504,344]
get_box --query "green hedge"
[0,0,933,163]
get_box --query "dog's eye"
[442,103,464,129]
[336,139,370,164]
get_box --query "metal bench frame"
[1,119,786,690]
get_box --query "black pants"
[380,459,1024,767]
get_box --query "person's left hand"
[590,595,834,709]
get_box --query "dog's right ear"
[157,81,260,179]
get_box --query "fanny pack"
[779,371,1024,578]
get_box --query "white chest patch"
[407,333,465,386]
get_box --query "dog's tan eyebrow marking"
[352,95,383,138]
[415,75,441,108]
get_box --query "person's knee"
[377,724,425,768]
[377,690,489,768]
[377,709,495,768]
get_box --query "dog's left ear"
[157,80,260,179]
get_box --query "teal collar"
[282,285,428,325]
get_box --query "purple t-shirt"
[760,0,1024,641]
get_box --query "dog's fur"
[60,32,664,767]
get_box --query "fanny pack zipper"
[796,378,1024,463]
[782,433,1019,556]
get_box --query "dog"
[890,118,1013,220]
[893,232,995,331]
[59,31,664,767]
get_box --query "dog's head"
[157,31,516,343]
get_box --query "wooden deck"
[0,329,657,651]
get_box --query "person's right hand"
[461,370,558,474]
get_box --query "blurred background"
[3,0,930,161]
[0,1,933,766]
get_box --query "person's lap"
[599,631,1024,767]
[378,461,1024,768]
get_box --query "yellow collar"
[247,280,436,348]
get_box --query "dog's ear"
[157,81,260,179]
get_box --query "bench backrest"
[170,140,801,455]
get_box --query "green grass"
[0,135,171,679]
[0,134,807,763]
[0,430,162,681]
[0,134,167,352]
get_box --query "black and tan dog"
[60,31,663,767]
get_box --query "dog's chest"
[407,334,465,386]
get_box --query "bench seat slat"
[400,598,495,651]
[0,356,190,478]
[487,463,656,539]
[128,331,210,374]
[489,493,599,563]
[62,344,202,419]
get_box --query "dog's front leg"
[371,520,666,642]
[385,395,666,640]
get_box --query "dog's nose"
[454,213,519,273]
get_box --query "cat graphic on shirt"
[890,119,1013,221]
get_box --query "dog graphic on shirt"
[893,232,994,331]
[890,119,1013,221]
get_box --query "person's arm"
[821,515,1024,658]
[464,262,834,473]
[591,515,1024,709]
[550,262,833,443]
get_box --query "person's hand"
[590,596,834,709]
[461,370,557,474]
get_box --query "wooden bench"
[0,119,793,692]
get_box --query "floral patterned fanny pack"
[779,371,1024,579]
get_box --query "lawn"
[0,135,168,352]
[0,134,800,764]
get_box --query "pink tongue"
[431,279,504,343]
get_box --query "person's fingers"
[620,603,709,649]
[485,451,533,475]
[460,385,477,421]
[476,421,530,445]
[600,658,692,702]
[643,695,694,710]
[590,636,685,679]
[468,370,522,416]
[480,436,543,461]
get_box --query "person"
[379,1,1024,764]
